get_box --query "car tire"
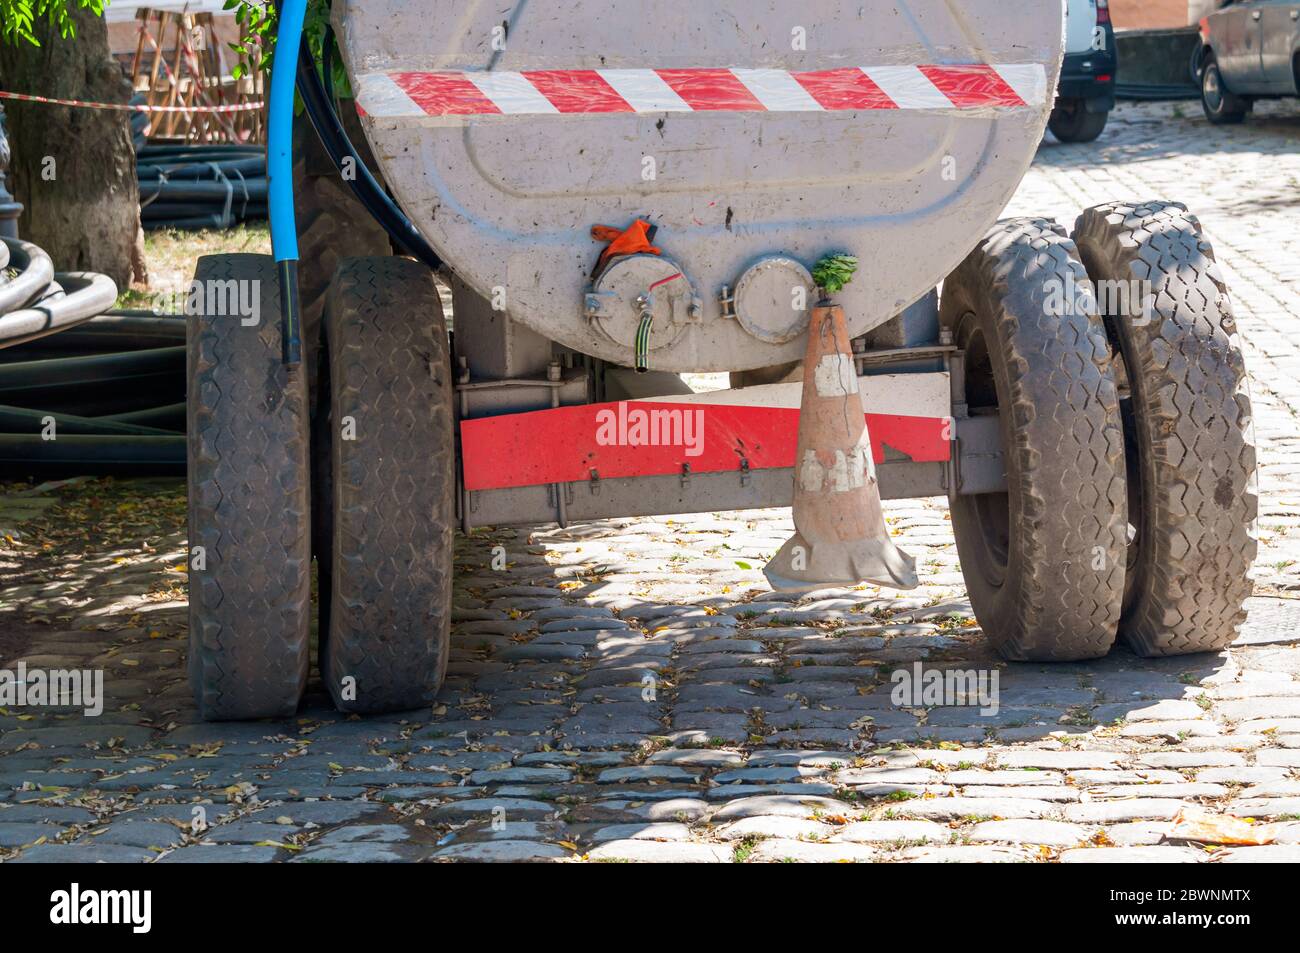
[1201,56,1249,125]
[1049,98,1110,143]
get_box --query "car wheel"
[1048,98,1110,143]
[1201,56,1248,125]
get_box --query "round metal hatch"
[733,256,815,345]
[589,254,696,351]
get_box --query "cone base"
[764,532,920,593]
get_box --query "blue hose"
[268,0,307,365]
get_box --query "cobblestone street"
[2,100,1300,863]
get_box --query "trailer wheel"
[1073,202,1257,656]
[187,254,311,719]
[294,111,392,400]
[941,219,1127,661]
[319,257,454,713]
[294,112,392,597]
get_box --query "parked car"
[1196,0,1300,123]
[1050,0,1118,142]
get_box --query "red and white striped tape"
[358,64,1046,118]
[0,90,264,113]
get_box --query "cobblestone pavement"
[3,100,1300,863]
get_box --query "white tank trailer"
[186,1,1257,720]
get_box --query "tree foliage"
[0,0,105,46]
[1,0,342,94]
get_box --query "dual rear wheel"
[187,253,455,720]
[946,204,1257,662]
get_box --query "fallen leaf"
[1170,807,1278,846]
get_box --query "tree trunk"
[0,8,146,290]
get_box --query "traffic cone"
[764,303,919,592]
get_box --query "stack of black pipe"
[0,312,186,476]
[0,233,185,475]
[138,143,268,231]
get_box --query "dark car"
[1051,0,1118,142]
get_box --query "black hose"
[102,402,186,430]
[0,346,185,394]
[0,403,175,436]
[24,315,186,351]
[294,37,442,270]
[139,179,269,203]
[138,144,266,162]
[28,387,185,418]
[0,434,184,476]
[138,157,267,180]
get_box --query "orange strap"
[592,219,661,273]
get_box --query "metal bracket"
[739,457,751,487]
[588,468,601,496]
[583,290,615,320]
[680,462,692,489]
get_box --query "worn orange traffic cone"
[764,303,919,592]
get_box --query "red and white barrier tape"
[0,90,264,113]
[358,64,1047,119]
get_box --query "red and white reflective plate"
[357,64,1047,118]
[461,373,952,493]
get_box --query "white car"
[1051,0,1118,142]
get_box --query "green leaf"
[812,254,859,296]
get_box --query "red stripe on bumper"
[461,401,950,492]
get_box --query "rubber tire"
[294,109,392,612]
[320,257,455,713]
[1201,57,1248,125]
[942,218,1128,662]
[1049,99,1110,144]
[293,109,392,400]
[187,254,311,720]
[1073,202,1257,656]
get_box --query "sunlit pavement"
[2,100,1299,863]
